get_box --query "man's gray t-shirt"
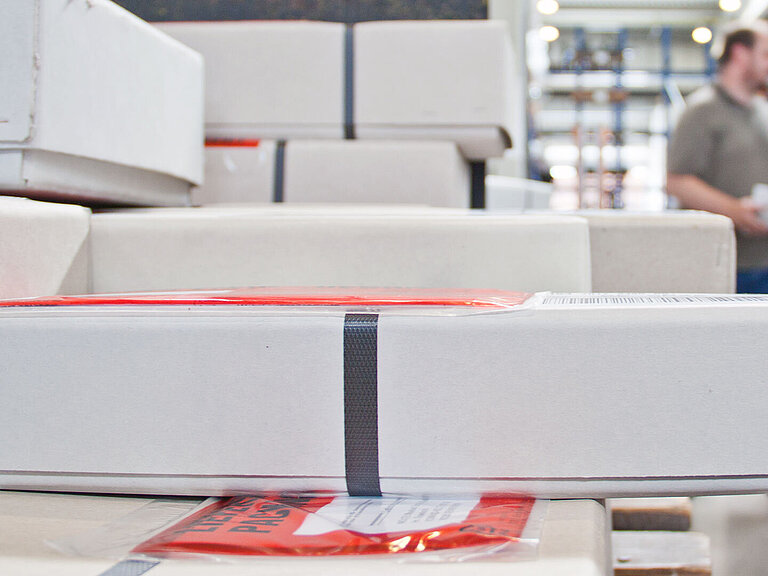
[668,84,768,269]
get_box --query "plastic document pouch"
[0,286,533,313]
[131,494,541,561]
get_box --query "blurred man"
[667,21,768,292]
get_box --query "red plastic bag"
[133,494,537,558]
[0,286,532,310]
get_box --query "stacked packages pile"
[0,1,752,574]
[157,20,515,207]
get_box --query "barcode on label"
[542,294,768,306]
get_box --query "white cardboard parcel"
[89,207,591,293]
[156,20,513,160]
[0,492,606,576]
[193,141,469,207]
[155,21,345,141]
[2,293,768,497]
[0,196,90,299]
[0,0,203,206]
[194,143,276,204]
[486,175,553,211]
[577,210,736,293]
[354,20,515,160]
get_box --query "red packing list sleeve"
[0,286,532,311]
[132,494,537,558]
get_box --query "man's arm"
[667,173,768,236]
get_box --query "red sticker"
[205,138,261,148]
[133,494,535,557]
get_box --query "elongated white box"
[157,20,512,160]
[0,196,90,298]
[89,207,591,293]
[0,492,606,576]
[1,0,203,206]
[193,140,469,207]
[577,210,736,293]
[1,290,768,498]
[354,20,515,160]
[155,21,345,141]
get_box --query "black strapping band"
[344,25,356,140]
[470,161,486,209]
[273,140,286,203]
[343,313,381,496]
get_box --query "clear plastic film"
[50,493,546,564]
[0,286,535,317]
[48,497,210,559]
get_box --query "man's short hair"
[715,21,768,66]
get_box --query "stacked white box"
[156,20,513,160]
[193,141,469,207]
[0,492,606,576]
[195,143,276,204]
[486,175,553,210]
[577,210,736,293]
[156,19,513,206]
[155,21,345,141]
[0,0,204,206]
[89,207,591,292]
[0,196,90,299]
[354,20,514,160]
[1,292,768,497]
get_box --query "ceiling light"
[539,26,560,42]
[550,165,577,180]
[719,0,741,12]
[536,0,560,16]
[692,27,713,44]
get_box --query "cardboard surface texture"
[0,492,605,576]
[0,0,203,205]
[0,196,90,299]
[1,291,767,497]
[193,141,469,207]
[156,21,345,140]
[354,20,515,159]
[194,142,275,205]
[577,210,736,293]
[89,207,591,293]
[486,175,553,211]
[157,20,513,159]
